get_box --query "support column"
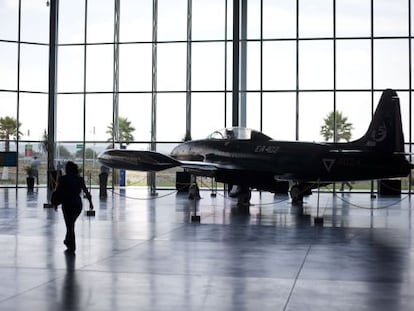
[240,0,247,127]
[113,0,120,144]
[185,0,192,141]
[113,0,122,186]
[150,0,158,196]
[232,0,240,127]
[47,0,59,196]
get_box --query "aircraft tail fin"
[351,89,405,153]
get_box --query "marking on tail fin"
[366,122,387,147]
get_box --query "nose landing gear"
[228,185,252,208]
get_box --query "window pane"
[374,0,408,37]
[120,0,152,42]
[119,94,152,142]
[412,3,414,37]
[0,92,17,120]
[336,0,371,37]
[0,0,18,41]
[19,142,45,184]
[192,42,225,91]
[192,93,226,139]
[0,42,18,90]
[299,41,333,90]
[374,39,409,90]
[226,3,233,40]
[299,92,333,141]
[86,45,114,92]
[299,0,333,38]
[87,0,114,43]
[411,91,414,146]
[85,94,113,142]
[245,92,261,130]
[19,93,48,142]
[3,140,17,185]
[57,95,84,141]
[56,142,75,165]
[119,44,152,92]
[193,0,226,40]
[263,0,296,39]
[226,92,232,127]
[155,166,176,188]
[226,42,233,91]
[155,143,175,155]
[246,42,260,91]
[83,143,109,183]
[412,39,414,93]
[19,44,49,92]
[336,92,372,141]
[157,93,186,141]
[0,92,17,151]
[396,91,410,144]
[263,41,296,90]
[59,0,85,44]
[247,0,261,39]
[157,43,186,91]
[158,0,187,41]
[57,46,85,93]
[263,92,296,141]
[336,40,371,90]
[20,0,49,43]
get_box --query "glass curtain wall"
[0,0,413,192]
[0,0,49,187]
[56,0,230,188]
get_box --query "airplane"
[98,89,413,204]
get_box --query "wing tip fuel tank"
[98,149,181,171]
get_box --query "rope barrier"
[331,190,410,210]
[103,176,410,211]
[109,188,179,201]
[312,183,410,210]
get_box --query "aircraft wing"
[179,160,218,171]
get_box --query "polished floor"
[0,186,413,310]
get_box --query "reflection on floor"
[0,187,413,310]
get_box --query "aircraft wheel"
[237,188,251,207]
[290,185,303,203]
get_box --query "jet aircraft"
[98,89,412,204]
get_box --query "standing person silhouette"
[53,161,93,253]
[31,156,40,185]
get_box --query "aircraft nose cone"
[97,150,111,165]
[97,150,110,160]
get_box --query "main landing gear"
[289,183,313,204]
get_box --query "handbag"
[51,187,63,206]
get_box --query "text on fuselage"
[254,145,280,154]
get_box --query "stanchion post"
[314,179,324,225]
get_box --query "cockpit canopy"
[207,127,272,141]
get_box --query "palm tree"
[320,111,353,142]
[106,117,135,146]
[0,116,22,151]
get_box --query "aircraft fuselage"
[171,139,411,190]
